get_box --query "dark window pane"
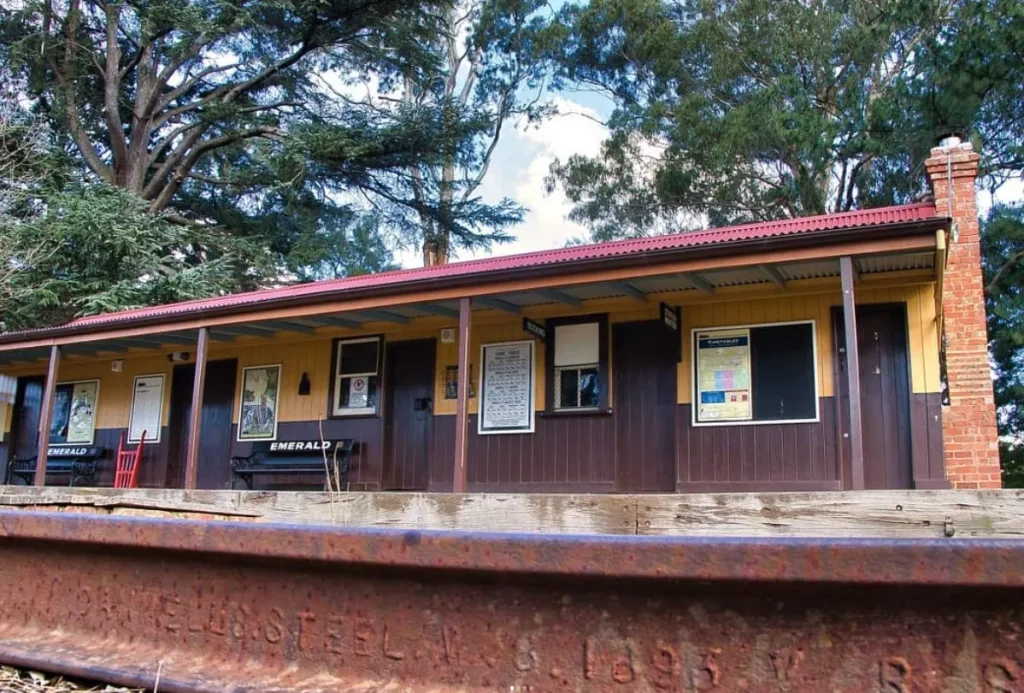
[579,368,599,407]
[750,324,816,420]
[558,368,579,408]
[339,376,378,409]
[340,340,378,375]
[49,384,72,443]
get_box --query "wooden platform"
[1,486,1022,538]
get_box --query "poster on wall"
[479,340,534,434]
[128,374,165,443]
[51,380,100,445]
[695,329,752,422]
[238,364,281,441]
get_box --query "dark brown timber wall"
[429,414,615,492]
[911,392,947,488]
[676,399,843,492]
[4,398,944,492]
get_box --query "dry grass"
[0,667,142,693]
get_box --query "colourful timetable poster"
[695,328,752,422]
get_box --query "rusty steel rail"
[0,511,1023,691]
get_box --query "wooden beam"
[210,325,273,338]
[154,334,198,345]
[116,338,164,349]
[614,281,647,302]
[840,256,865,490]
[183,327,210,490]
[760,265,787,289]
[416,304,460,319]
[849,258,861,284]
[0,234,938,353]
[62,343,128,355]
[537,288,582,308]
[34,346,61,486]
[476,296,521,315]
[302,315,363,329]
[358,310,411,325]
[684,273,715,294]
[453,298,472,493]
[260,320,316,334]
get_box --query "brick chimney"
[924,140,1001,489]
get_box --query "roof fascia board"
[0,225,942,352]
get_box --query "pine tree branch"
[987,250,1024,296]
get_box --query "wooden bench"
[5,446,105,487]
[230,439,356,490]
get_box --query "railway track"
[0,510,1022,691]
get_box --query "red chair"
[114,431,146,489]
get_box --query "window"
[50,380,100,445]
[330,337,382,416]
[693,322,817,425]
[546,315,608,412]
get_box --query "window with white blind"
[546,315,608,412]
[330,336,382,416]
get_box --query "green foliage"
[544,0,1023,238]
[350,0,555,262]
[0,0,532,286]
[1,182,239,331]
[982,205,1024,485]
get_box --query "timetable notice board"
[695,328,752,422]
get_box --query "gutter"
[0,218,947,347]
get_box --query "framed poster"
[50,380,100,446]
[238,364,281,441]
[128,374,165,443]
[694,328,752,422]
[478,340,535,435]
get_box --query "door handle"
[414,397,432,412]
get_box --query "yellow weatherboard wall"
[0,275,940,434]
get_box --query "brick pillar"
[924,141,1001,489]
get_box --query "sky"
[394,84,1024,269]
[394,92,613,267]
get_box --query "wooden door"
[9,376,45,461]
[834,305,912,489]
[166,359,238,489]
[613,321,677,492]
[383,339,436,490]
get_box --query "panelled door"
[834,304,913,489]
[383,339,436,490]
[10,376,45,460]
[166,359,238,489]
[613,320,677,492]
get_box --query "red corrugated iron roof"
[21,202,941,335]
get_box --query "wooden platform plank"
[235,491,638,534]
[2,487,1024,538]
[0,487,252,518]
[636,490,1024,538]
[0,487,637,535]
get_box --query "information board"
[695,328,752,422]
[479,340,535,434]
[129,374,164,442]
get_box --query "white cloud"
[395,97,610,267]
[506,99,610,253]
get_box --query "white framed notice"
[694,328,753,422]
[128,374,165,443]
[478,340,535,435]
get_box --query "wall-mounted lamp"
[298,372,311,396]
